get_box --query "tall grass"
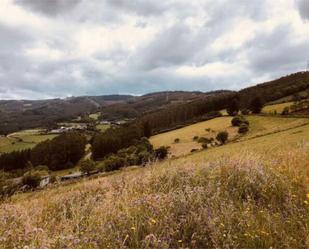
[0,144,308,248]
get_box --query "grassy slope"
[150,115,309,157]
[150,117,238,156]
[1,117,309,248]
[0,130,57,153]
[262,102,294,114]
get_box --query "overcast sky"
[0,0,309,99]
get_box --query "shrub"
[174,138,180,143]
[22,172,41,189]
[238,124,249,134]
[190,149,198,153]
[202,143,209,149]
[104,155,125,172]
[231,116,249,127]
[80,159,96,175]
[281,107,289,115]
[154,146,169,160]
[216,131,228,144]
[231,116,243,126]
[193,136,199,141]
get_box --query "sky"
[0,0,309,99]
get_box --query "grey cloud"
[105,0,171,17]
[14,0,82,16]
[135,24,205,70]
[245,24,309,77]
[297,0,309,20]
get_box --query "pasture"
[150,115,309,157]
[262,101,294,114]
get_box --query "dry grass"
[262,102,294,114]
[150,117,238,156]
[1,123,309,248]
[150,116,309,157]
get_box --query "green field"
[89,112,101,120]
[0,130,57,153]
[96,124,110,132]
[2,115,308,248]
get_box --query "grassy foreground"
[1,121,309,248]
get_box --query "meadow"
[0,130,57,153]
[262,101,294,114]
[150,115,309,157]
[1,116,308,248]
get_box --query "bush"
[216,131,228,144]
[80,160,96,175]
[22,173,41,189]
[231,116,244,126]
[190,149,198,153]
[193,136,199,141]
[174,138,180,143]
[104,155,126,172]
[231,115,249,127]
[202,143,209,149]
[281,107,289,115]
[238,124,249,134]
[154,146,169,160]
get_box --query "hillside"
[0,95,134,134]
[1,115,308,248]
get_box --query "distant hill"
[0,95,134,134]
[0,71,308,135]
[99,90,232,120]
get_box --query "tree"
[80,160,96,175]
[227,98,240,116]
[142,121,152,138]
[216,131,228,144]
[249,97,264,114]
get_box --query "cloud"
[297,0,309,20]
[0,0,308,99]
[14,0,82,16]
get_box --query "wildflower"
[131,226,136,230]
[149,218,157,224]
[304,200,308,205]
[306,193,309,199]
[178,240,182,243]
